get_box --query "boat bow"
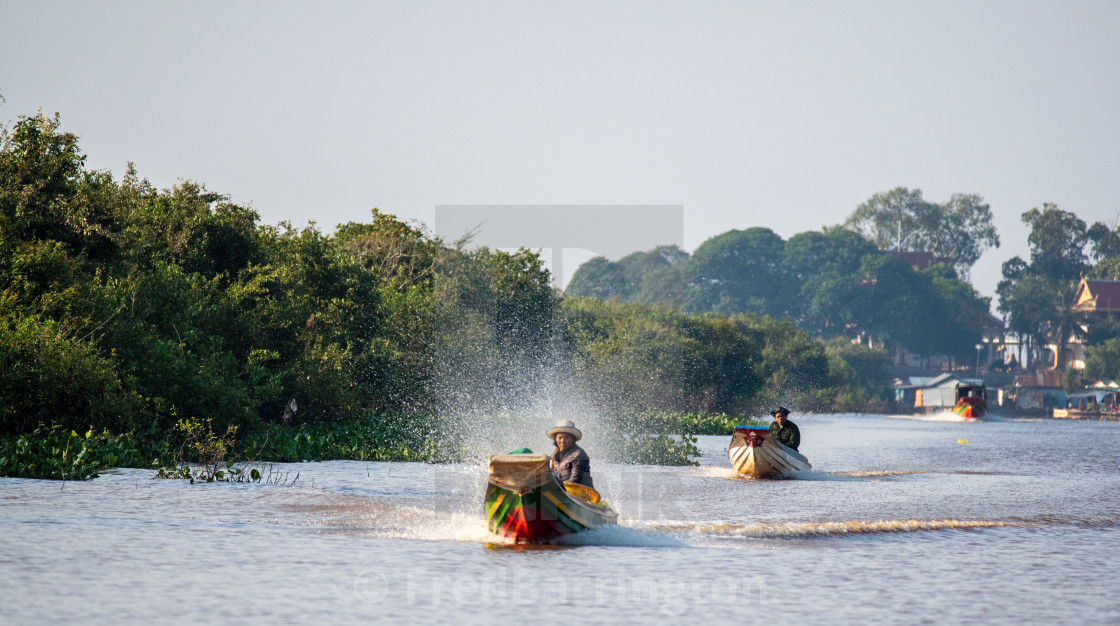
[484,452,617,543]
[728,426,812,478]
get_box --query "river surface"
[2,413,1118,624]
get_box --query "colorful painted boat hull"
[484,453,617,543]
[953,384,987,419]
[953,397,987,419]
[728,427,812,478]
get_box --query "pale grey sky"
[2,0,1118,307]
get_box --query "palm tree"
[1046,282,1088,370]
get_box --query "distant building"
[1072,279,1120,318]
[1062,279,1120,370]
[1004,371,1067,411]
[884,250,951,271]
[894,372,979,413]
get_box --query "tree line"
[567,212,994,367]
[14,107,1115,448]
[996,204,1120,376]
[0,112,557,437]
[570,187,1120,384]
[0,111,895,446]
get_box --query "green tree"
[430,246,558,413]
[844,187,932,251]
[0,113,110,257]
[1084,338,1120,380]
[823,338,893,411]
[784,227,879,337]
[560,298,764,414]
[629,246,692,307]
[1087,220,1120,262]
[1021,203,1089,281]
[921,193,1000,276]
[1086,220,1120,279]
[565,256,626,300]
[997,204,1090,369]
[335,209,443,291]
[681,228,795,318]
[844,187,1000,277]
[565,245,690,306]
[918,264,991,363]
[737,313,831,409]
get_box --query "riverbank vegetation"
[567,209,996,370]
[0,425,165,480]
[0,109,1015,478]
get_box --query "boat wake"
[828,469,930,478]
[475,518,1021,548]
[287,490,1041,548]
[280,490,500,543]
[778,469,836,481]
[702,466,839,481]
[276,479,1042,548]
[555,524,686,547]
[283,491,673,547]
[643,518,1032,539]
[719,468,918,481]
[690,466,739,479]
[891,412,972,422]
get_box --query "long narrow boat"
[952,383,988,419]
[484,452,617,543]
[728,426,811,478]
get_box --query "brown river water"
[2,413,1118,624]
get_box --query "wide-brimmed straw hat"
[770,407,791,417]
[547,419,582,441]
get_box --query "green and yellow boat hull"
[484,453,617,543]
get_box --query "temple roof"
[1074,279,1120,313]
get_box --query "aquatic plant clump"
[156,417,297,484]
[629,410,767,436]
[237,411,447,464]
[592,411,769,467]
[0,425,152,480]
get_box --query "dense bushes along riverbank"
[1,110,891,479]
[0,410,767,479]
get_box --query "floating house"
[895,372,981,414]
[1000,371,1066,413]
[1053,380,1120,419]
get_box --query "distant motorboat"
[953,383,988,419]
[907,373,991,417]
[728,426,812,478]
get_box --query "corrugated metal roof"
[1014,370,1063,387]
[924,372,963,388]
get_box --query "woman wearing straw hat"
[548,419,594,488]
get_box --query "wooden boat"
[728,426,811,478]
[952,383,988,419]
[1053,408,1120,420]
[484,452,617,543]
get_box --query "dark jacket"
[552,444,594,487]
[769,419,801,451]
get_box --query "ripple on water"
[644,518,1034,539]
